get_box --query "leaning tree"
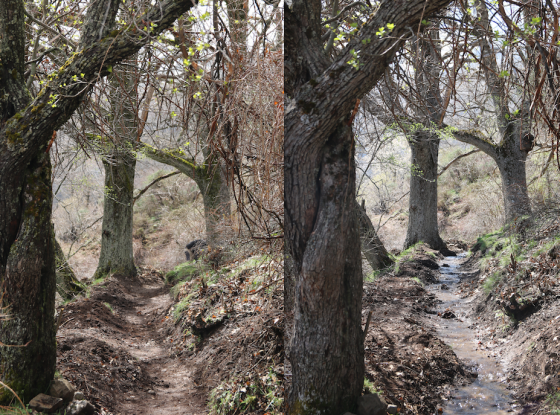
[285,0,452,413]
[0,0,197,401]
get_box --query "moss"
[309,78,318,87]
[165,262,205,285]
[11,69,17,80]
[5,130,22,145]
[108,29,121,37]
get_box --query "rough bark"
[356,200,394,270]
[285,0,452,412]
[0,0,197,401]
[0,152,57,402]
[404,131,446,250]
[95,149,137,278]
[55,237,84,300]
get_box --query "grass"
[173,292,197,321]
[363,377,383,395]
[483,270,503,294]
[208,370,283,415]
[410,276,424,286]
[0,409,30,415]
[165,262,203,285]
[103,302,114,314]
[546,390,560,415]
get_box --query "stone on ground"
[357,393,388,415]
[28,394,64,413]
[387,404,398,414]
[74,391,85,400]
[50,378,76,401]
[66,400,95,415]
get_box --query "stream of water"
[432,253,515,414]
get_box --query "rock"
[441,284,449,290]
[441,310,456,319]
[66,400,95,415]
[147,389,156,395]
[50,378,75,401]
[28,394,64,413]
[74,391,85,400]
[357,393,388,415]
[442,264,450,267]
[387,405,398,414]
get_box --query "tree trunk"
[195,163,231,249]
[0,0,196,401]
[404,132,446,250]
[287,124,364,414]
[285,0,452,412]
[94,149,137,279]
[55,236,83,300]
[496,135,531,223]
[356,200,393,270]
[0,152,57,402]
[141,144,231,249]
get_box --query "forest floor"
[55,257,284,415]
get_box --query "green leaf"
[107,66,113,73]
[386,23,395,31]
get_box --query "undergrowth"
[208,368,283,415]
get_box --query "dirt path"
[56,268,208,415]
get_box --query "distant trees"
[369,0,555,230]
[285,0,451,413]
[0,0,197,401]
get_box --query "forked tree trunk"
[0,152,57,402]
[356,200,393,270]
[287,124,364,414]
[55,237,84,299]
[404,132,446,250]
[141,144,231,249]
[95,149,137,279]
[285,0,452,412]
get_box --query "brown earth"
[459,248,560,414]
[361,247,477,414]
[56,264,283,415]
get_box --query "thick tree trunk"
[285,0,452,412]
[0,0,196,401]
[356,200,393,270]
[0,152,57,402]
[404,132,446,250]
[55,237,83,299]
[496,137,531,223]
[287,124,364,414]
[141,144,231,248]
[195,163,231,248]
[95,149,137,279]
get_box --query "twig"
[133,170,181,204]
[363,309,373,340]
[0,380,28,413]
[437,149,481,176]
[322,2,369,26]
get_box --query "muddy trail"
[430,254,513,414]
[56,268,208,415]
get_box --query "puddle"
[430,253,515,414]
